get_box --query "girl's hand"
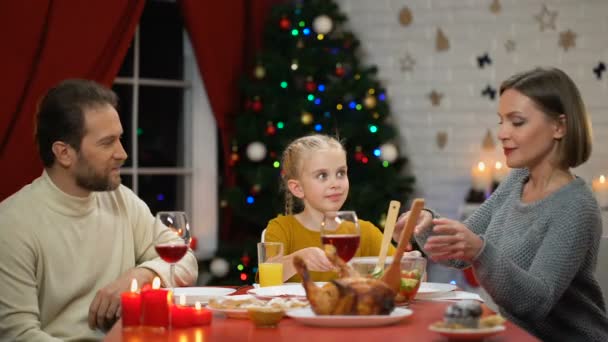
[423,218,483,262]
[294,247,335,272]
[393,210,433,244]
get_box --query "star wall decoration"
[477,53,492,68]
[593,62,606,80]
[558,29,577,51]
[428,90,443,106]
[505,40,516,53]
[534,4,558,32]
[399,53,416,72]
[481,85,496,100]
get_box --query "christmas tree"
[224,0,414,246]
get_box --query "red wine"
[155,244,188,263]
[321,234,360,261]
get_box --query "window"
[113,0,217,259]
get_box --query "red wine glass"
[321,211,361,262]
[154,211,191,293]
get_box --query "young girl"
[264,134,398,282]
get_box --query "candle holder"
[466,188,486,204]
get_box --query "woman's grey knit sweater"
[418,168,608,341]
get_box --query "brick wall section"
[336,0,608,218]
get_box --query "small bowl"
[247,308,285,328]
[350,255,427,305]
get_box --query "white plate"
[415,282,457,298]
[172,287,236,305]
[286,307,413,327]
[247,283,325,300]
[429,324,506,340]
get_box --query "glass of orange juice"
[257,242,284,287]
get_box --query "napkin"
[416,290,483,302]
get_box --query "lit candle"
[471,161,492,192]
[190,301,212,326]
[141,277,170,327]
[592,175,608,208]
[171,295,192,329]
[120,279,141,327]
[493,161,509,183]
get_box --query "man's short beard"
[74,157,120,192]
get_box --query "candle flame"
[130,279,138,292]
[179,294,186,306]
[600,175,606,184]
[152,276,161,289]
[195,301,201,310]
[495,161,503,170]
[477,161,486,171]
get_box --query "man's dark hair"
[35,79,118,167]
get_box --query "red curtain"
[178,0,283,187]
[179,0,284,239]
[0,0,144,201]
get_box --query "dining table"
[103,285,540,342]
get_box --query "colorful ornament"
[229,152,240,166]
[279,16,291,30]
[210,258,230,278]
[246,141,267,162]
[305,77,316,92]
[436,28,450,52]
[301,112,314,125]
[379,143,398,163]
[254,65,266,79]
[534,4,557,32]
[266,123,277,135]
[251,184,261,194]
[398,6,413,26]
[251,97,263,112]
[312,15,333,34]
[335,63,345,77]
[558,29,577,51]
[363,95,377,109]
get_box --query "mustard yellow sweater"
[0,171,198,341]
[265,215,395,282]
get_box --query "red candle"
[120,279,141,327]
[191,301,212,326]
[171,295,192,329]
[141,277,170,327]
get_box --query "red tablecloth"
[104,286,539,342]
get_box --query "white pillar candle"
[592,175,608,209]
[471,161,492,192]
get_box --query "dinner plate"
[286,307,413,327]
[415,282,457,298]
[247,283,325,300]
[172,287,236,305]
[428,324,506,340]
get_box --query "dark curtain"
[179,0,284,239]
[0,0,145,201]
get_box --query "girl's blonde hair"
[281,134,345,215]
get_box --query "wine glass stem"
[169,263,176,293]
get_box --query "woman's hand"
[423,218,483,262]
[393,210,433,243]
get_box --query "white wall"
[335,0,608,302]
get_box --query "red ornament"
[335,66,345,77]
[229,152,239,166]
[266,125,277,135]
[305,79,316,92]
[279,17,291,30]
[252,99,263,112]
[241,254,251,266]
[354,151,364,161]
